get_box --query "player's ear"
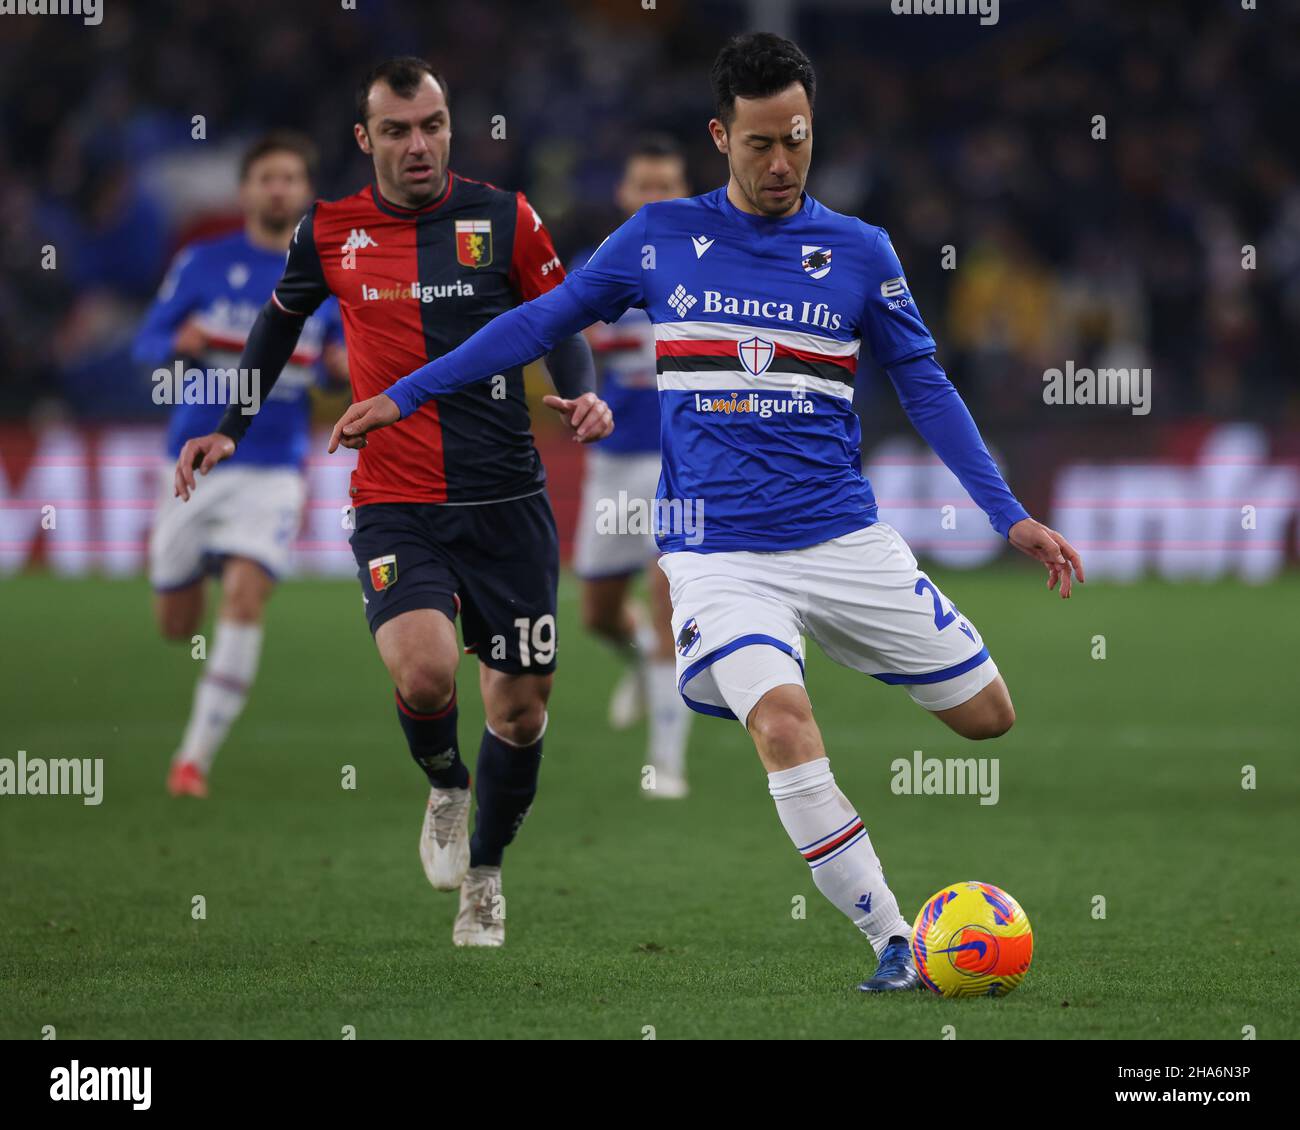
[708,118,728,154]
[354,123,372,155]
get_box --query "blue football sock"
[395,688,470,789]
[469,723,544,867]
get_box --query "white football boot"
[419,785,471,890]
[453,865,505,947]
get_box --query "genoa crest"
[455,219,493,268]
[368,554,398,591]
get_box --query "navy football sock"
[469,723,544,867]
[395,688,469,789]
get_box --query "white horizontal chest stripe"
[655,319,861,358]
[657,369,853,401]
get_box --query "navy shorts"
[350,491,559,675]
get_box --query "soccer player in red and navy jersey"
[173,57,612,946]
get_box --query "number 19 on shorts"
[514,615,556,668]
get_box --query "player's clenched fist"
[543,392,614,443]
[174,433,235,501]
[328,394,401,453]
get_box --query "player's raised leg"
[932,676,1016,741]
[803,522,1016,744]
[373,607,472,891]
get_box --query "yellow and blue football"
[912,881,1033,998]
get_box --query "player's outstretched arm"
[377,208,646,421]
[329,282,620,453]
[327,387,614,451]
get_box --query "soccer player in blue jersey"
[572,138,694,797]
[135,132,345,798]
[328,33,1084,991]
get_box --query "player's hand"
[174,433,235,501]
[173,320,209,357]
[1008,518,1085,598]
[328,394,400,453]
[543,392,614,443]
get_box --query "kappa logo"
[368,554,397,591]
[226,262,250,289]
[422,747,457,773]
[341,228,379,253]
[801,245,832,279]
[691,235,715,259]
[667,283,697,318]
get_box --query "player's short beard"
[743,175,782,217]
[399,164,446,206]
[732,156,802,218]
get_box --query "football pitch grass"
[2,569,1296,1040]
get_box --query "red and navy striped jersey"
[274,172,566,505]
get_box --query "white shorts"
[659,522,999,726]
[149,464,306,590]
[572,448,662,580]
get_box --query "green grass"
[1,568,1297,1039]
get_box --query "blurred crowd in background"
[1,0,1297,428]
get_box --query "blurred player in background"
[134,132,346,799]
[572,137,693,798]
[172,58,610,946]
[329,34,1086,992]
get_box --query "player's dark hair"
[710,32,816,130]
[356,56,450,126]
[239,131,319,183]
[626,133,684,164]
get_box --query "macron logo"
[341,229,379,253]
[691,235,715,259]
